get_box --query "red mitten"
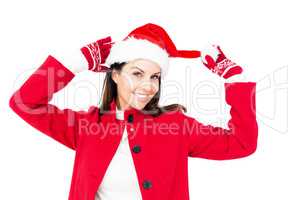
[201,45,243,79]
[80,36,114,72]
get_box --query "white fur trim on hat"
[105,36,170,77]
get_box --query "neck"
[116,96,131,111]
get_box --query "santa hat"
[104,23,201,78]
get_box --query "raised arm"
[183,45,258,160]
[9,36,113,150]
[9,55,79,150]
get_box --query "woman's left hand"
[201,45,243,79]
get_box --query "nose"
[139,81,157,93]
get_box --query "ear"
[111,70,119,84]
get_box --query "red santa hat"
[105,23,201,78]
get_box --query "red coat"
[9,55,258,200]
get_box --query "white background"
[0,0,299,199]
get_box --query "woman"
[9,23,258,200]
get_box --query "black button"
[142,180,152,190]
[132,145,141,153]
[128,114,134,123]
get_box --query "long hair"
[99,62,186,117]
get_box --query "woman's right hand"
[80,36,114,72]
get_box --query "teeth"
[135,93,147,98]
[134,93,149,101]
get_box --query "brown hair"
[99,62,187,117]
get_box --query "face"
[112,59,161,110]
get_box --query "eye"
[151,75,160,80]
[133,72,142,77]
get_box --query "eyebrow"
[132,66,161,74]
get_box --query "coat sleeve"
[9,55,80,150]
[183,82,258,160]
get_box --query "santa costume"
[9,23,258,200]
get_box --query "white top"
[94,107,143,200]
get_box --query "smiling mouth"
[133,92,150,101]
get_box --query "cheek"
[153,82,160,93]
[117,78,136,97]
[147,81,159,95]
[119,75,137,90]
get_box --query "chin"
[131,104,145,110]
[130,101,149,110]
